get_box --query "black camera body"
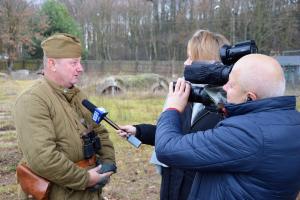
[220,40,258,66]
[183,40,258,105]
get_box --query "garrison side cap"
[41,33,82,58]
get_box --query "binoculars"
[82,130,101,159]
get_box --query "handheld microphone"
[82,99,142,148]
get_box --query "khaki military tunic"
[14,77,115,200]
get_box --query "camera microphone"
[184,61,231,86]
[82,99,142,148]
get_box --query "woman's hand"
[116,125,137,138]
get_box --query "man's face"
[223,69,247,104]
[54,58,83,88]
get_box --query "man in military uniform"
[14,33,116,200]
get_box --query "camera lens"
[172,81,213,105]
[189,86,213,105]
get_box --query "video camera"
[182,40,258,105]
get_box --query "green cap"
[41,33,82,58]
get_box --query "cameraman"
[155,54,300,200]
[117,30,229,200]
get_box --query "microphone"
[184,61,231,86]
[82,99,142,148]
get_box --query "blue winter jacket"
[155,96,300,200]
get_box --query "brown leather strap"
[75,155,96,168]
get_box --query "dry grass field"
[0,76,299,200]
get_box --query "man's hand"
[116,125,137,138]
[163,78,191,113]
[87,165,113,187]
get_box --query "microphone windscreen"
[184,61,229,86]
[82,99,96,113]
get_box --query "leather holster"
[16,164,50,200]
[16,155,97,199]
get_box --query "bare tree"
[42,0,300,60]
[0,0,35,71]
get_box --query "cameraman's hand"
[116,125,137,138]
[87,165,113,187]
[164,78,190,113]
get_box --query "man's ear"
[48,59,56,72]
[247,92,257,101]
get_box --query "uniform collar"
[44,77,80,102]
